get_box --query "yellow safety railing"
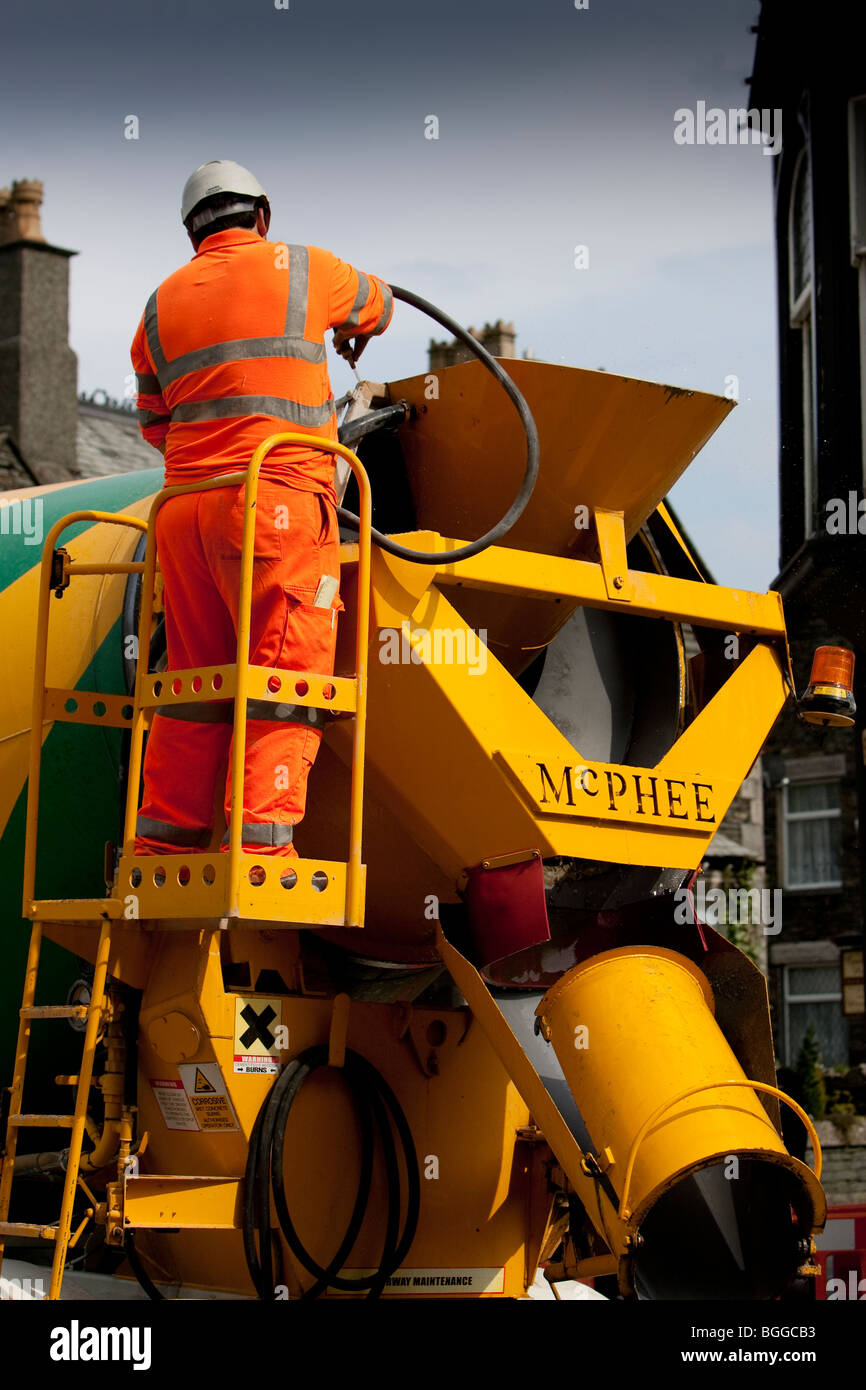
[121,433,372,927]
[23,434,372,929]
[22,510,148,912]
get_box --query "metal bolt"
[613,575,624,590]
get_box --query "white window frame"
[780,778,842,890]
[782,963,844,1066]
[788,145,818,536]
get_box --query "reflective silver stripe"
[170,395,334,426]
[136,371,162,394]
[371,283,393,336]
[136,816,209,846]
[144,245,318,402]
[138,409,171,429]
[246,699,323,726]
[334,270,370,333]
[221,823,294,847]
[155,335,326,389]
[143,290,167,380]
[155,702,232,723]
[284,244,310,337]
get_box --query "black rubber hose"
[242,1045,420,1301]
[121,535,144,697]
[122,535,166,699]
[338,400,412,450]
[268,1052,376,1300]
[125,1230,165,1302]
[337,283,540,564]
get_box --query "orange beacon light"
[799,646,857,727]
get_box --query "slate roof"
[703,829,762,864]
[0,401,157,492]
[75,402,157,478]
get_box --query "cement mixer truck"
[0,290,853,1301]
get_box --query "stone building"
[749,2,866,1080]
[0,179,156,491]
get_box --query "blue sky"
[2,0,783,587]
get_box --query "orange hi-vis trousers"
[134,480,342,857]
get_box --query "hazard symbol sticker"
[177,1062,239,1131]
[233,997,283,1074]
[149,1078,198,1132]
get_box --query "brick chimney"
[0,179,78,480]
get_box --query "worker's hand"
[333,331,370,368]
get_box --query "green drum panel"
[0,467,160,1115]
[0,619,128,1110]
[0,469,161,590]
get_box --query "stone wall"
[808,1121,866,1205]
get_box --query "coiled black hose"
[243,1045,420,1301]
[337,283,540,564]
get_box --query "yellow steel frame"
[22,434,373,930]
[433,924,631,1255]
[433,528,789,639]
[350,509,794,878]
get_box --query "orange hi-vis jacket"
[131,229,393,501]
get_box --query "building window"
[849,96,866,490]
[789,146,817,535]
[781,779,842,889]
[783,964,848,1067]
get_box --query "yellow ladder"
[0,919,112,1300]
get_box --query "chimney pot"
[8,178,46,243]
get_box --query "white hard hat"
[181,160,268,230]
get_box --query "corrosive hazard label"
[233,997,282,1074]
[178,1062,239,1131]
[149,1078,198,1132]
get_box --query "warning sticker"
[178,1062,239,1132]
[149,1078,198,1132]
[338,1267,506,1295]
[233,997,283,1074]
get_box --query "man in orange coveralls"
[131,160,393,857]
